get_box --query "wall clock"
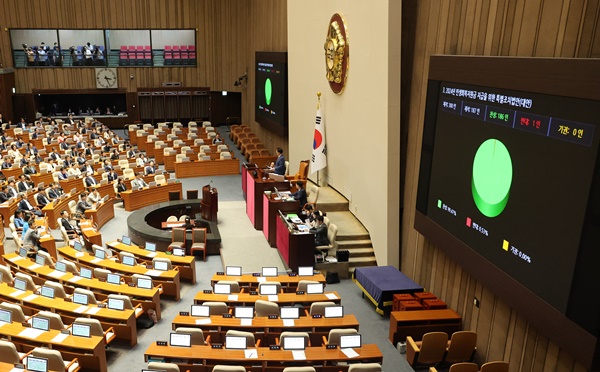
[95,67,118,89]
[324,13,349,94]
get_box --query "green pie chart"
[472,139,512,218]
[264,78,272,105]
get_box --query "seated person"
[310,216,329,247]
[212,133,224,144]
[292,181,308,207]
[0,186,10,203]
[131,173,148,190]
[116,178,127,198]
[22,225,44,254]
[75,193,94,216]
[60,210,80,236]
[84,171,97,186]
[47,183,63,199]
[106,169,119,182]
[86,188,101,204]
[13,210,27,231]
[58,167,69,180]
[18,193,43,217]
[144,161,157,175]
[35,186,51,207]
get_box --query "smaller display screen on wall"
[255,51,288,136]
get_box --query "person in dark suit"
[17,175,33,192]
[47,183,62,199]
[60,141,70,151]
[106,170,119,182]
[116,178,127,199]
[0,186,10,203]
[310,215,329,246]
[18,193,43,217]
[292,181,308,207]
[103,159,114,172]
[75,193,93,215]
[35,187,51,207]
[60,210,80,236]
[84,143,94,157]
[144,161,157,175]
[274,147,286,175]
[6,181,18,199]
[84,172,97,187]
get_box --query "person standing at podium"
[274,147,286,175]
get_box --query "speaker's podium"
[201,185,218,221]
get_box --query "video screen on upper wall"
[255,51,288,136]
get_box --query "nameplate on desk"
[61,329,71,335]
[211,344,223,349]
[222,313,232,318]
[179,311,189,316]
[296,291,305,295]
[288,273,297,277]
[270,345,281,350]
[13,363,24,369]
[156,341,168,346]
[312,314,322,319]
[128,283,136,287]
[21,322,31,328]
[98,303,106,308]
[146,264,153,269]
[268,315,278,319]
[63,297,72,302]
[249,291,258,296]
[203,290,212,294]
[216,272,224,275]
[252,273,261,277]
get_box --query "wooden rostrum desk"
[84,197,115,229]
[144,344,382,372]
[194,291,341,307]
[209,273,326,292]
[59,246,182,301]
[121,182,183,211]
[0,320,108,372]
[388,309,462,345]
[3,252,162,321]
[171,314,359,346]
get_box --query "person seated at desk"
[18,193,43,217]
[75,192,94,216]
[116,178,127,198]
[58,167,69,180]
[8,144,22,161]
[109,149,119,161]
[84,171,97,187]
[0,186,10,203]
[25,143,38,157]
[1,156,13,169]
[310,215,329,247]
[60,210,80,236]
[47,183,63,199]
[6,181,19,199]
[81,160,95,175]
[17,175,33,192]
[84,143,94,157]
[15,138,26,149]
[127,147,136,159]
[292,181,308,207]
[23,160,37,176]
[13,210,27,231]
[302,204,316,225]
[144,161,157,176]
[67,163,82,178]
[106,169,119,182]
[49,148,61,161]
[131,172,148,190]
[86,188,101,204]
[76,152,86,165]
[59,140,70,151]
[35,186,51,207]
[22,225,44,255]
[212,133,224,145]
[274,147,286,175]
[136,153,147,168]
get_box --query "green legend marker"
[472,139,513,218]
[264,78,272,105]
[437,199,442,208]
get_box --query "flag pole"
[316,92,321,186]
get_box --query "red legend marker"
[466,217,472,227]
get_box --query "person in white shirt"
[136,153,146,167]
[86,188,101,204]
[8,145,22,160]
[67,163,81,177]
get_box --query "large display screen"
[421,81,599,313]
[255,51,288,136]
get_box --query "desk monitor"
[282,336,306,350]
[262,267,278,277]
[172,247,185,256]
[339,334,362,349]
[169,332,191,347]
[94,249,106,259]
[137,278,152,289]
[73,240,83,252]
[225,335,247,350]
[18,247,28,258]
[72,292,89,306]
[297,266,314,276]
[213,283,231,294]
[99,179,108,185]
[259,283,278,295]
[154,260,168,271]
[26,356,48,372]
[324,305,344,318]
[71,322,91,338]
[226,266,242,276]
[70,188,77,195]
[234,306,254,319]
[148,181,157,187]
[13,277,27,291]
[121,235,132,245]
[145,242,156,252]
[80,267,92,279]
[37,182,45,189]
[306,283,324,294]
[107,298,125,311]
[0,308,12,323]
[121,255,135,266]
[280,307,300,319]
[107,273,121,285]
[35,255,45,266]
[268,173,285,182]
[55,261,67,273]
[31,316,50,331]
[191,305,210,317]
[101,195,109,203]
[40,286,55,299]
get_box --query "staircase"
[311,183,377,272]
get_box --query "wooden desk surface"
[84,197,115,229]
[171,314,360,331]
[194,291,341,306]
[390,309,461,322]
[121,182,183,211]
[174,158,240,178]
[144,344,383,365]
[107,241,196,283]
[79,219,102,247]
[210,273,327,287]
[0,198,18,227]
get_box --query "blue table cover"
[354,266,423,314]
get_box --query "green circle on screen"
[265,78,272,105]
[472,139,512,218]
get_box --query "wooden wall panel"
[400,0,599,370]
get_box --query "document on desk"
[292,350,306,360]
[146,252,158,258]
[341,348,359,358]
[7,255,23,262]
[145,269,163,277]
[240,318,252,326]
[228,294,239,301]
[82,227,94,231]
[9,290,25,298]
[195,318,212,325]
[28,263,41,270]
[18,327,45,339]
[256,277,267,283]
[283,319,295,327]
[74,305,89,313]
[23,294,39,302]
[268,295,279,302]
[0,320,8,328]
[51,332,69,343]
[91,257,102,263]
[47,270,66,278]
[325,293,338,300]
[244,349,258,359]
[86,307,101,315]
[68,276,82,283]
[76,252,85,257]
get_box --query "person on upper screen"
[292,181,308,207]
[310,215,329,247]
[212,133,223,145]
[274,148,286,175]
